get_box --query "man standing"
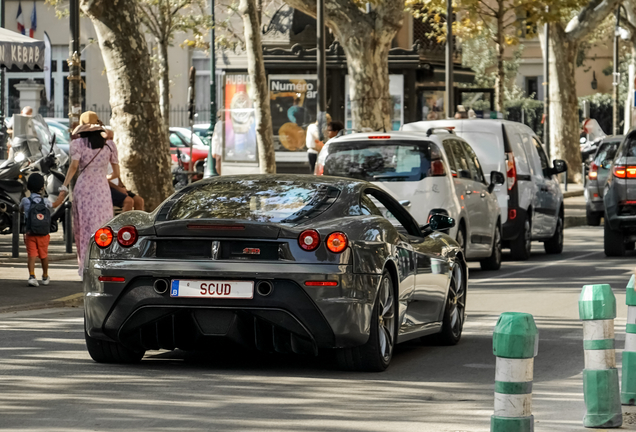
[305,114,330,173]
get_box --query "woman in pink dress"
[61,112,119,277]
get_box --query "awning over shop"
[0,28,45,71]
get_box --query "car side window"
[169,133,184,148]
[594,142,620,167]
[443,140,458,177]
[449,140,472,180]
[360,194,383,216]
[532,138,550,175]
[461,141,486,184]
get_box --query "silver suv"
[603,132,636,256]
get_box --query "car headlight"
[14,152,25,162]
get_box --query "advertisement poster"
[269,74,317,159]
[223,74,257,163]
[345,75,404,131]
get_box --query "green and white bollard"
[491,312,538,432]
[622,273,636,405]
[579,284,622,428]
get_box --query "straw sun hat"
[72,111,106,135]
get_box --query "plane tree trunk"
[239,0,276,173]
[80,0,173,210]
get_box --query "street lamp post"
[0,0,6,152]
[205,0,217,178]
[68,0,81,128]
[544,21,550,158]
[445,0,454,119]
[317,0,327,139]
[613,7,620,136]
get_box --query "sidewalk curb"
[0,255,75,264]
[565,215,587,229]
[0,292,83,314]
[563,190,584,199]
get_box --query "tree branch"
[565,0,622,42]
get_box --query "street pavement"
[0,225,635,431]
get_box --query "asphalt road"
[1,226,636,431]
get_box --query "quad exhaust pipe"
[256,280,273,297]
[153,278,169,294]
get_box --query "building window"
[525,76,538,100]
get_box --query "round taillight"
[326,232,348,253]
[299,229,320,251]
[117,226,138,247]
[94,227,113,248]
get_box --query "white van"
[403,120,567,260]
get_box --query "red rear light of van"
[614,166,627,178]
[430,160,446,176]
[368,136,391,139]
[506,152,517,191]
[628,167,636,179]
[588,162,598,180]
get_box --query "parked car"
[84,175,466,371]
[316,130,505,270]
[603,131,636,256]
[193,123,212,145]
[403,119,567,260]
[585,135,623,226]
[169,127,209,176]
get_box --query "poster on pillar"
[269,75,317,161]
[344,75,404,131]
[223,74,257,163]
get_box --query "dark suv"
[603,132,636,256]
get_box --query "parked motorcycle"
[0,115,71,255]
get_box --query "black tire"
[480,223,502,271]
[336,270,397,372]
[85,330,145,364]
[544,211,564,255]
[586,208,602,226]
[455,223,466,255]
[510,214,532,260]
[425,261,466,346]
[604,217,626,257]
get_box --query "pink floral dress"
[70,138,118,276]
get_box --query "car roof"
[329,130,455,144]
[404,119,530,134]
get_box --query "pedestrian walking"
[20,173,66,286]
[327,121,345,140]
[60,111,119,277]
[306,114,330,173]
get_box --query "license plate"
[170,280,254,299]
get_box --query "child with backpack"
[20,173,67,286]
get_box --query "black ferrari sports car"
[84,175,467,371]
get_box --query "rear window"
[169,180,339,223]
[594,141,621,166]
[323,140,440,182]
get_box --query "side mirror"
[429,214,456,232]
[552,159,567,175]
[488,171,505,193]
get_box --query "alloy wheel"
[448,264,465,339]
[377,276,395,362]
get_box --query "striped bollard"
[579,284,622,428]
[622,273,636,405]
[491,312,538,432]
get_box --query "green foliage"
[505,98,544,137]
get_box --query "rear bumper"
[84,259,381,353]
[502,207,528,241]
